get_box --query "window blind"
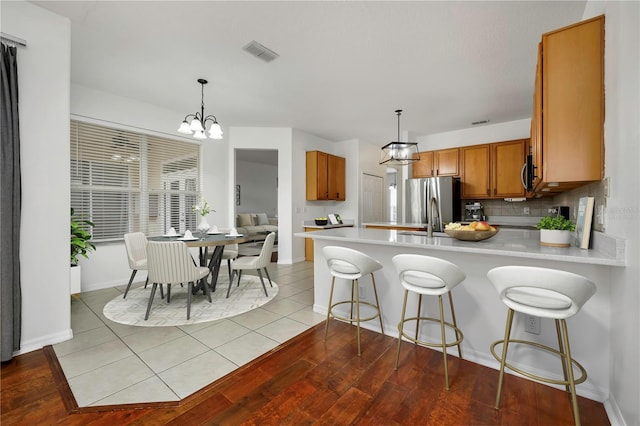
[70,120,200,242]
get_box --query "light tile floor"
[53,261,324,407]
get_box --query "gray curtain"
[1,43,22,362]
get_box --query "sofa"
[235,213,278,240]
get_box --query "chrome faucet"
[427,196,439,238]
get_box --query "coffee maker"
[464,202,485,222]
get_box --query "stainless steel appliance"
[464,202,485,221]
[405,177,461,232]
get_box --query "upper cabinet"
[411,148,459,178]
[531,15,604,194]
[306,151,346,201]
[461,139,528,199]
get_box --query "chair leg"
[415,294,423,341]
[187,282,193,320]
[556,319,570,393]
[438,295,450,390]
[256,269,269,297]
[355,278,362,356]
[395,289,409,370]
[370,273,384,334]
[144,276,148,288]
[495,308,515,409]
[123,270,137,298]
[349,280,355,326]
[226,271,237,298]
[167,284,171,303]
[560,319,581,426]
[263,267,273,287]
[448,292,463,359]
[145,283,158,320]
[226,259,232,281]
[325,276,336,341]
[237,271,242,286]
[159,283,164,299]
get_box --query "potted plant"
[70,208,95,293]
[536,216,575,247]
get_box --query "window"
[70,120,200,241]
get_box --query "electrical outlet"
[525,315,540,334]
[523,207,530,215]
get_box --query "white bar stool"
[487,266,597,426]
[322,246,384,356]
[392,254,466,390]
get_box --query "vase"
[539,229,572,247]
[197,217,210,235]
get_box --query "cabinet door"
[328,154,346,201]
[461,145,490,198]
[306,151,328,200]
[412,151,434,178]
[530,43,543,192]
[542,16,604,186]
[435,148,459,176]
[492,140,527,198]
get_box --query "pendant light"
[177,79,223,140]
[379,109,420,165]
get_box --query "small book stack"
[575,197,595,249]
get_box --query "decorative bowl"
[444,228,499,241]
[315,219,328,226]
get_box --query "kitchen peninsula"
[296,226,625,403]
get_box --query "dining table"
[149,232,252,295]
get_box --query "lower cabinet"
[304,227,319,261]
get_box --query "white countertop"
[295,227,626,266]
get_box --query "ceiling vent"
[242,40,279,63]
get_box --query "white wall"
[584,2,640,425]
[2,1,72,353]
[415,118,531,150]
[235,159,278,216]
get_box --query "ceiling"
[32,1,586,144]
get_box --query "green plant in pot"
[536,216,575,247]
[71,208,96,266]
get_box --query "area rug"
[103,276,279,327]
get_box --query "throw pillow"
[237,213,254,227]
[255,213,269,225]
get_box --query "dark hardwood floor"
[1,320,610,425]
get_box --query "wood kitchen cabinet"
[411,148,459,178]
[461,139,528,199]
[306,151,346,201]
[531,15,604,194]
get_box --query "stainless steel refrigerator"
[405,177,461,231]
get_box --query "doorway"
[361,173,385,223]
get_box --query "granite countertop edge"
[295,227,626,267]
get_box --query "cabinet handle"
[436,169,439,175]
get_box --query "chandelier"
[379,109,420,165]
[177,79,223,140]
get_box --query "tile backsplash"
[464,179,606,232]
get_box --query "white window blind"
[70,120,200,241]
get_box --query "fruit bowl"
[444,228,499,241]
[315,218,328,226]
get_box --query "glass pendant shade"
[208,123,223,139]
[178,121,192,134]
[189,118,204,132]
[193,130,207,140]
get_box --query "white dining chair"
[228,232,275,298]
[123,232,149,299]
[222,243,239,281]
[145,241,211,320]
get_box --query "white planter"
[70,264,81,294]
[539,229,572,247]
